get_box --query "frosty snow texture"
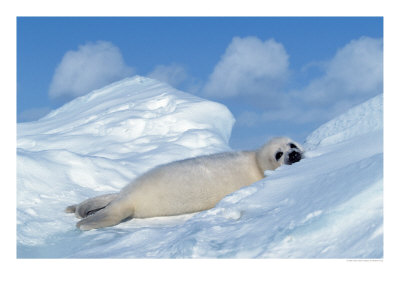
[17,76,383,258]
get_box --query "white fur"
[66,137,304,230]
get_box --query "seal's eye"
[275,151,283,161]
[289,143,298,149]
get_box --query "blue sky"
[17,17,383,149]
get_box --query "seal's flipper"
[76,203,132,230]
[66,193,120,219]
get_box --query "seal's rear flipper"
[76,203,132,231]
[65,193,120,219]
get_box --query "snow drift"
[17,76,383,258]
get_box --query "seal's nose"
[288,151,301,164]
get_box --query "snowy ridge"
[18,76,233,158]
[305,94,383,149]
[17,77,383,258]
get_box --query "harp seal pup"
[66,137,304,230]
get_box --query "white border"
[4,1,399,299]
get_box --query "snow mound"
[17,76,234,254]
[18,76,234,161]
[17,82,383,258]
[305,94,383,149]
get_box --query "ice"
[17,76,383,258]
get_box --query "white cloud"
[147,63,188,87]
[295,36,383,104]
[234,37,383,130]
[48,41,133,102]
[203,36,290,99]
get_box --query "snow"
[17,76,383,258]
[305,94,383,149]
